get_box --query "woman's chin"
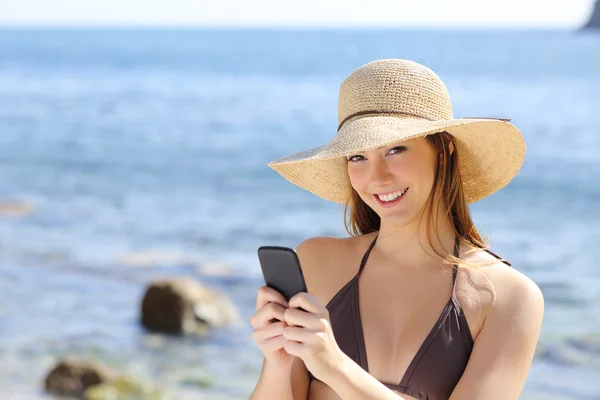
[376,209,415,227]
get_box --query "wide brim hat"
[268,59,526,204]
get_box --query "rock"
[84,376,169,400]
[140,277,240,335]
[584,0,600,29]
[44,358,119,398]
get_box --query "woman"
[249,59,544,400]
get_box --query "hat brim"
[268,116,526,204]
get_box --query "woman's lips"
[373,188,408,208]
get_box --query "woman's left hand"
[282,292,346,382]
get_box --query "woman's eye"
[347,155,364,162]
[388,146,407,155]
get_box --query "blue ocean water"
[0,28,599,399]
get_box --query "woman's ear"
[448,141,455,155]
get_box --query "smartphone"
[257,246,308,301]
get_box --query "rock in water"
[44,359,119,398]
[584,0,600,29]
[140,277,240,335]
[84,376,169,400]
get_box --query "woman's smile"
[372,187,409,208]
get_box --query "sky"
[0,0,595,28]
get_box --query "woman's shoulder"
[460,248,543,302]
[295,232,377,299]
[296,231,376,256]
[456,248,544,341]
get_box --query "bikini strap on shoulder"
[452,235,460,284]
[357,234,378,276]
[484,248,512,266]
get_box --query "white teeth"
[377,188,407,202]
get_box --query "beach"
[0,28,599,399]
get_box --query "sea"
[0,28,599,399]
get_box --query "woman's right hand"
[250,286,295,370]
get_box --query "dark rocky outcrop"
[44,358,169,399]
[584,0,600,29]
[44,359,119,398]
[140,277,240,335]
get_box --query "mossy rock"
[84,376,170,400]
[44,358,119,398]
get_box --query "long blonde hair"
[343,131,490,268]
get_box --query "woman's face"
[346,136,439,226]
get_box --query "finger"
[261,335,288,353]
[283,307,323,329]
[250,302,287,328]
[289,292,325,315]
[284,340,304,358]
[252,321,286,342]
[256,286,289,311]
[250,302,287,327]
[282,326,318,343]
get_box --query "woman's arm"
[324,354,405,400]
[448,266,544,400]
[248,282,311,400]
[249,357,309,400]
[249,358,294,400]
[250,236,335,400]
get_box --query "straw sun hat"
[268,59,526,204]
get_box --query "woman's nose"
[369,159,393,184]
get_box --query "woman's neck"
[373,208,457,270]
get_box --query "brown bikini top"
[309,234,510,400]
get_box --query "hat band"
[337,110,435,131]
[337,111,512,131]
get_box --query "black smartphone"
[257,246,308,301]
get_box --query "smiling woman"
[249,59,544,400]
[346,139,438,223]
